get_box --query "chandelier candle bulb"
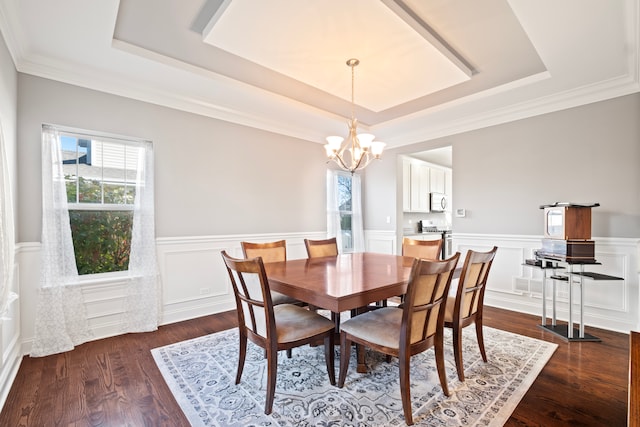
[357,133,375,148]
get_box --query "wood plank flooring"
[0,307,629,426]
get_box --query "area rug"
[151,325,557,426]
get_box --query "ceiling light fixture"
[324,59,385,174]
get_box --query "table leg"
[331,311,340,333]
[356,344,367,373]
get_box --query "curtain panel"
[31,125,91,356]
[122,140,161,332]
[31,126,160,357]
[326,170,364,253]
[0,120,17,320]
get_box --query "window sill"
[66,271,142,287]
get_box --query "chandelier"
[324,59,385,173]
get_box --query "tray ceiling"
[0,0,638,148]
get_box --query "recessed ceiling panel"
[202,0,471,112]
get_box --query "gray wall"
[365,93,640,238]
[17,75,328,242]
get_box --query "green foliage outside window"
[69,210,133,275]
[66,176,135,275]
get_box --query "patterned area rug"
[152,325,556,426]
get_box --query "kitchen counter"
[404,229,451,236]
[405,231,444,237]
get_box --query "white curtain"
[31,125,92,357]
[31,127,160,357]
[327,170,365,253]
[327,171,340,246]
[122,141,161,332]
[350,173,365,252]
[0,120,17,320]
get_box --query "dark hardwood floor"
[0,307,629,426]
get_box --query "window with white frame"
[328,170,364,253]
[336,173,354,252]
[60,131,141,275]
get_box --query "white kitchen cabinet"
[429,167,445,193]
[402,158,453,213]
[445,169,453,211]
[409,161,430,212]
[402,159,411,212]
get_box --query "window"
[327,170,364,253]
[336,173,354,252]
[60,132,141,275]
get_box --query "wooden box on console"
[540,239,595,260]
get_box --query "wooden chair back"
[241,240,286,263]
[402,237,442,260]
[221,250,336,415]
[221,251,274,342]
[452,246,498,322]
[444,246,497,381]
[337,252,461,425]
[402,253,460,354]
[304,237,338,258]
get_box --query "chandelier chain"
[351,60,355,121]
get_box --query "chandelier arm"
[353,152,370,172]
[330,152,351,171]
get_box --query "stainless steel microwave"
[430,193,448,212]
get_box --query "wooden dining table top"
[264,252,416,313]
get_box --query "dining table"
[264,252,459,373]
[265,252,414,314]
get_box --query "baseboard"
[0,336,23,411]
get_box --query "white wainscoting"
[452,233,640,334]
[15,232,326,355]
[155,233,318,325]
[363,230,397,254]
[14,231,640,357]
[359,230,639,334]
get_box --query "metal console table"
[525,256,623,342]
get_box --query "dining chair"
[221,251,336,415]
[241,239,287,263]
[304,237,339,258]
[240,240,299,306]
[394,237,445,306]
[444,246,498,381]
[402,236,443,260]
[337,253,461,426]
